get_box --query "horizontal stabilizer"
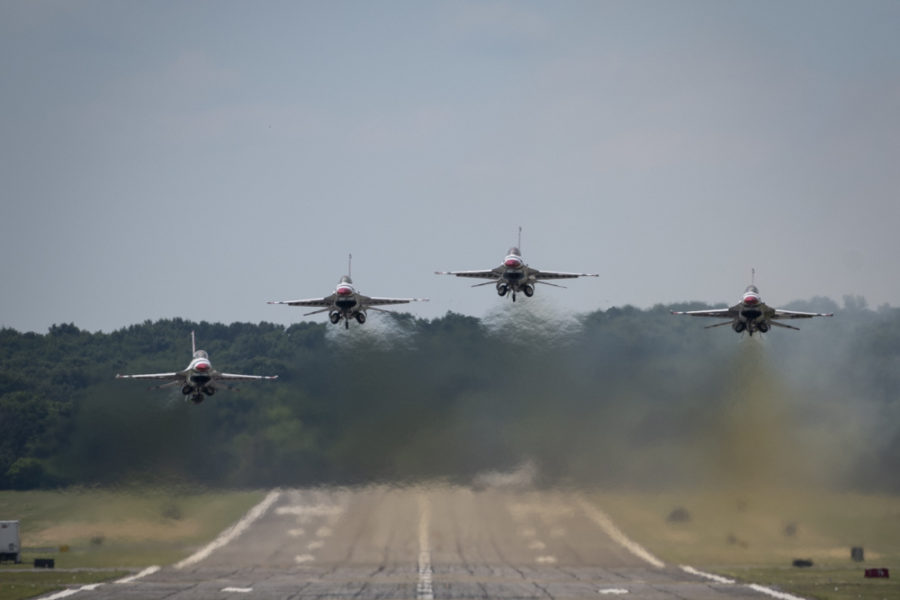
[704,321,734,329]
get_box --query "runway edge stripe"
[574,495,665,569]
[115,565,161,584]
[174,489,282,570]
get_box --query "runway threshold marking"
[417,493,434,600]
[174,489,281,570]
[575,495,665,569]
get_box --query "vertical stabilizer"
[751,268,756,285]
[517,226,522,251]
[348,253,352,279]
[191,331,196,355]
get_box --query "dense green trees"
[1,302,897,491]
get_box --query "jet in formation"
[116,332,278,404]
[436,228,598,302]
[268,255,428,329]
[671,272,833,335]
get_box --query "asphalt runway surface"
[51,486,796,599]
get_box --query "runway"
[50,486,800,599]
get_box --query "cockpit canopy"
[193,350,209,360]
[507,246,521,256]
[744,285,760,294]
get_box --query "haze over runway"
[2,2,900,333]
[62,486,801,600]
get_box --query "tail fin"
[517,225,522,251]
[191,331,196,354]
[751,267,756,285]
[348,253,352,278]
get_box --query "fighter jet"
[435,228,598,302]
[268,255,428,329]
[116,332,278,404]
[671,272,833,335]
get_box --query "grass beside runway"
[0,571,128,600]
[592,487,900,600]
[0,488,266,570]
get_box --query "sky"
[2,1,899,333]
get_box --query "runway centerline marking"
[575,495,665,569]
[417,493,434,600]
[598,589,630,595]
[222,587,253,593]
[175,490,281,570]
[294,554,315,563]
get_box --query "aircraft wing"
[670,307,738,318]
[267,294,336,308]
[115,372,183,381]
[530,268,599,280]
[771,309,834,320]
[434,268,503,280]
[215,373,279,382]
[360,295,429,307]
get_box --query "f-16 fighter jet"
[436,228,598,302]
[671,272,833,335]
[268,255,428,329]
[116,332,278,404]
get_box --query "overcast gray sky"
[2,1,898,333]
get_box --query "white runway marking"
[36,583,103,600]
[115,565,160,583]
[682,565,810,599]
[680,565,736,584]
[575,495,665,569]
[315,525,333,537]
[528,540,546,550]
[222,587,253,593]
[598,589,629,595]
[748,584,809,600]
[294,554,315,563]
[276,504,343,517]
[307,540,324,550]
[417,493,434,600]
[535,555,558,564]
[288,528,306,537]
[175,490,281,570]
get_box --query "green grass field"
[594,487,900,600]
[0,487,265,600]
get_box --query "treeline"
[1,298,898,491]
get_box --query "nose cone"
[337,285,353,296]
[743,294,760,306]
[195,361,210,372]
[504,256,523,268]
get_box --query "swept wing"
[267,295,336,308]
[771,309,834,320]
